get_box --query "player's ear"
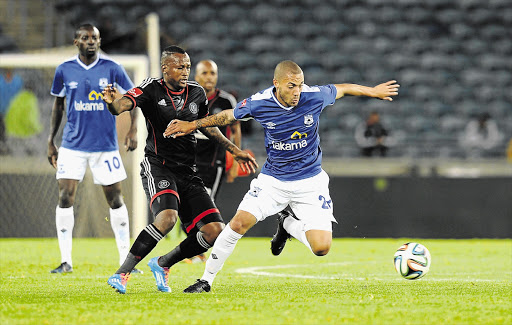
[273,78,278,88]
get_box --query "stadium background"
[0,0,510,239]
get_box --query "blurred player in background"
[354,111,392,157]
[166,60,399,293]
[181,59,242,264]
[47,24,139,274]
[102,46,257,294]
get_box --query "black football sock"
[116,224,163,274]
[158,232,212,268]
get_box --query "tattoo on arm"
[200,127,238,154]
[195,110,236,129]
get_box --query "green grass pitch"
[1,237,510,324]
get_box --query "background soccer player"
[102,46,257,294]
[181,59,242,264]
[47,24,139,274]
[165,60,399,293]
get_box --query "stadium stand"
[0,0,510,158]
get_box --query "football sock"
[201,223,242,286]
[109,204,131,266]
[158,232,212,267]
[116,224,162,274]
[55,206,74,266]
[283,216,312,252]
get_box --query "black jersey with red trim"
[124,78,208,173]
[195,89,237,168]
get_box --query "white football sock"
[202,223,243,286]
[56,206,74,266]
[109,204,131,266]
[283,216,312,252]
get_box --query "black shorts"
[140,156,223,234]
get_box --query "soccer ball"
[394,242,431,280]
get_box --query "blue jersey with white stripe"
[50,54,134,152]
[234,84,337,181]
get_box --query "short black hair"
[161,45,187,65]
[74,23,97,39]
[162,45,186,55]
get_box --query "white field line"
[235,262,511,282]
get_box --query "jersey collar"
[161,79,186,95]
[271,87,295,111]
[75,54,100,70]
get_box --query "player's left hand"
[232,150,258,174]
[163,120,196,138]
[374,80,400,101]
[101,84,118,104]
[124,128,137,151]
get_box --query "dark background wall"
[1,173,510,239]
[215,176,512,239]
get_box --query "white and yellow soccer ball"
[394,242,431,280]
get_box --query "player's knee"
[311,241,331,256]
[108,195,124,209]
[154,209,178,234]
[58,191,74,208]
[200,222,225,245]
[312,247,330,256]
[229,213,256,235]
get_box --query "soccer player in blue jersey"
[166,60,399,293]
[47,24,139,274]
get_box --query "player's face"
[74,28,100,59]
[162,53,191,91]
[274,72,304,107]
[195,62,218,93]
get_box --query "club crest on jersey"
[158,180,170,189]
[127,88,143,97]
[99,78,108,88]
[189,102,198,114]
[304,114,314,127]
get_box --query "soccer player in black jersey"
[102,45,257,294]
[182,60,243,264]
[195,60,241,199]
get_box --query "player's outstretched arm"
[164,109,237,138]
[200,126,258,174]
[335,80,400,101]
[102,84,134,116]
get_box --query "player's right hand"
[163,120,197,138]
[47,143,58,168]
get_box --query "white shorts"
[56,147,127,186]
[237,170,337,232]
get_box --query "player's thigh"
[140,157,180,218]
[88,150,127,185]
[56,147,88,182]
[290,170,336,233]
[237,173,289,222]
[178,177,223,235]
